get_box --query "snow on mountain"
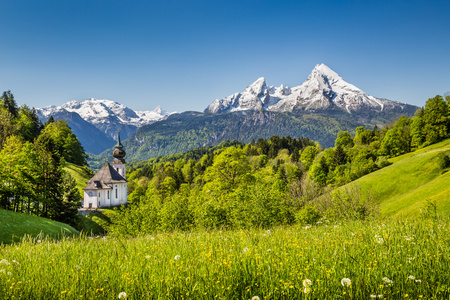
[205,64,412,115]
[37,98,174,142]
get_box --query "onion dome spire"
[112,130,126,163]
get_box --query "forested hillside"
[94,110,365,164]
[0,91,88,228]
[110,94,450,234]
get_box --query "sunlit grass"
[1,218,449,299]
[342,139,450,217]
[0,209,79,244]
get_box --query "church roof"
[83,162,127,190]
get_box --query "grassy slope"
[0,209,79,244]
[64,162,92,196]
[345,139,450,217]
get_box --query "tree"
[16,106,41,142]
[422,95,449,145]
[411,109,425,149]
[0,136,36,211]
[300,146,319,171]
[335,131,354,148]
[60,172,82,227]
[0,90,18,118]
[40,120,88,166]
[203,147,251,192]
[0,107,16,149]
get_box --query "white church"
[83,132,128,209]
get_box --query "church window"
[107,191,110,199]
[116,188,118,198]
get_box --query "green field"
[1,218,449,299]
[342,139,450,218]
[0,209,79,244]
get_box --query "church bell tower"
[112,130,126,179]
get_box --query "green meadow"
[1,219,449,299]
[342,138,450,218]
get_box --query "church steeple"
[112,130,126,164]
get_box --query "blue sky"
[1,0,449,112]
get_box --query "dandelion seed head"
[118,292,127,299]
[252,296,260,300]
[408,275,415,280]
[174,255,181,260]
[303,279,312,287]
[303,287,311,294]
[341,278,351,287]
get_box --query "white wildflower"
[408,275,415,280]
[243,247,249,253]
[0,259,9,265]
[266,230,271,235]
[341,278,351,286]
[7,272,11,276]
[12,260,19,265]
[252,296,260,300]
[174,255,181,260]
[304,225,311,229]
[118,292,127,299]
[377,238,384,244]
[145,255,151,259]
[415,279,422,283]
[0,269,5,273]
[267,249,271,252]
[382,277,393,284]
[303,287,311,294]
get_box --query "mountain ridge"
[37,98,173,154]
[205,64,417,120]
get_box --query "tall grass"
[1,218,449,299]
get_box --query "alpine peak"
[205,64,417,116]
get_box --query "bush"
[295,204,322,225]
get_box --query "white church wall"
[84,191,98,209]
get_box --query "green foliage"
[40,120,88,166]
[0,90,88,227]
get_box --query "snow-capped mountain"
[37,98,173,154]
[205,64,416,116]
